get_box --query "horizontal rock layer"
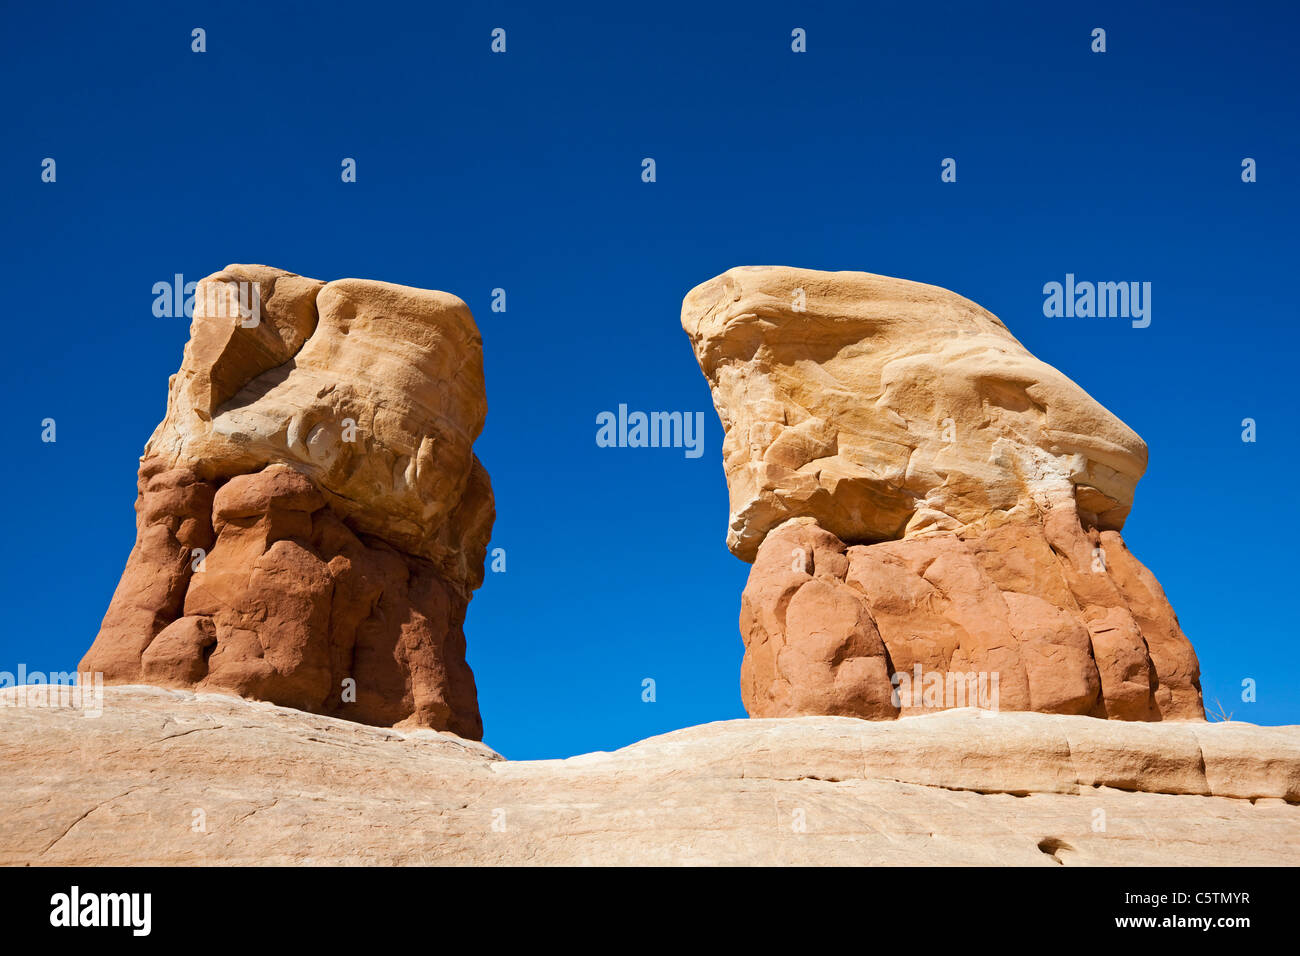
[1,687,1295,865]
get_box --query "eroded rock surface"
[682,266,1203,722]
[2,687,1294,865]
[80,266,491,737]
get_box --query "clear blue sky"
[2,1,1296,758]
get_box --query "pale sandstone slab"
[2,687,1294,866]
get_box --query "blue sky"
[2,1,1296,758]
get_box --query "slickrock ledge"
[682,266,1203,723]
[81,266,492,738]
[2,687,1296,866]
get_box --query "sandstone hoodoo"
[81,265,493,739]
[682,266,1203,722]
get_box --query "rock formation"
[3,686,1296,865]
[80,265,492,738]
[682,266,1203,722]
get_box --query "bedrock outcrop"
[79,266,492,738]
[682,266,1202,721]
[3,687,1295,865]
